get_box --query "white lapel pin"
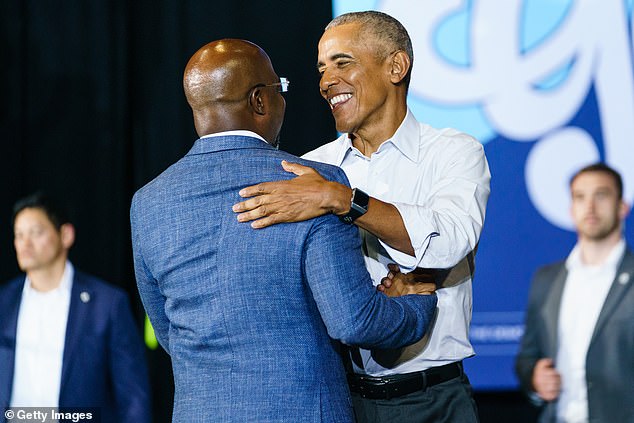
[80,291,91,303]
[617,272,630,285]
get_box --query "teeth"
[329,94,352,106]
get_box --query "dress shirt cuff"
[378,202,439,271]
[383,202,475,270]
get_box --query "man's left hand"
[232,160,350,228]
[379,264,436,297]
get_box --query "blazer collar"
[60,272,92,385]
[590,248,634,342]
[542,266,568,356]
[186,135,276,156]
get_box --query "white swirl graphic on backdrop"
[378,0,634,230]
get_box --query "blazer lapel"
[590,250,634,344]
[542,265,568,357]
[60,275,92,387]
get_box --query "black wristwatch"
[340,188,370,224]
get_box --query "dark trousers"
[351,372,479,423]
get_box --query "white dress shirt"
[10,262,73,407]
[304,109,491,375]
[556,240,625,423]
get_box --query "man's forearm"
[327,182,414,256]
[325,182,414,256]
[354,198,414,256]
[232,161,418,256]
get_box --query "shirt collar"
[23,261,74,297]
[335,108,420,165]
[385,108,420,162]
[566,239,626,270]
[200,130,267,143]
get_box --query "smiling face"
[570,171,628,242]
[317,23,408,144]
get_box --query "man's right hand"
[532,358,561,401]
[232,161,351,228]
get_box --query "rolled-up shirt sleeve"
[386,139,490,270]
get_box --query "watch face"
[352,189,370,212]
[351,203,367,214]
[339,188,369,224]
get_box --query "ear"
[60,223,75,249]
[618,200,630,221]
[248,87,266,116]
[388,50,411,84]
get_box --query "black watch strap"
[340,188,370,224]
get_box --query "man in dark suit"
[0,192,151,422]
[130,39,438,423]
[516,163,634,423]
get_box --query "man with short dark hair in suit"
[516,163,634,423]
[130,39,438,423]
[0,192,151,422]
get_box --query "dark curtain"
[1,1,334,421]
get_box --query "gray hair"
[326,10,413,86]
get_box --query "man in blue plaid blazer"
[131,39,437,423]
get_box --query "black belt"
[347,361,463,400]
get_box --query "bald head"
[183,39,285,144]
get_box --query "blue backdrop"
[333,0,634,390]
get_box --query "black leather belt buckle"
[347,361,463,400]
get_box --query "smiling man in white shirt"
[516,163,634,423]
[232,10,490,423]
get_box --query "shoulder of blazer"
[0,277,26,310]
[534,260,566,280]
[0,276,25,294]
[0,277,25,338]
[531,260,567,294]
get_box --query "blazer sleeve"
[303,168,437,349]
[108,292,152,423]
[130,197,171,353]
